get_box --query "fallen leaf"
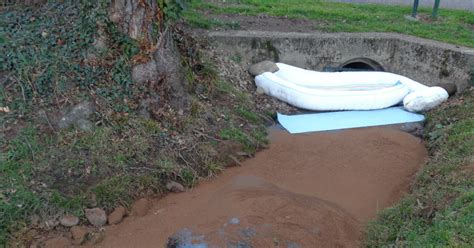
[0,106,10,113]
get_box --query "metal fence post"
[411,0,420,18]
[432,0,441,18]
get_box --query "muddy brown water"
[98,127,427,247]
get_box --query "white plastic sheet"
[277,107,425,134]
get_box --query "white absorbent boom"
[255,63,448,112]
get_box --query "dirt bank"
[99,127,427,247]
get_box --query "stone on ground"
[108,206,127,225]
[76,119,95,132]
[58,101,96,129]
[59,215,79,227]
[248,60,279,76]
[85,208,107,227]
[132,60,158,84]
[166,181,185,193]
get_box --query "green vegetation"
[1,1,139,113]
[185,0,474,47]
[0,1,266,245]
[236,107,260,124]
[1,119,176,243]
[366,90,474,247]
[185,11,240,29]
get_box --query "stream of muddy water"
[99,127,426,247]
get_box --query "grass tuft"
[365,89,474,247]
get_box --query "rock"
[255,86,265,95]
[76,119,94,132]
[166,181,185,193]
[248,60,279,76]
[108,206,126,225]
[58,101,96,129]
[84,231,105,246]
[167,229,207,248]
[437,83,457,96]
[85,208,107,227]
[43,237,70,248]
[70,226,88,245]
[59,215,79,227]
[131,198,151,217]
[132,60,158,84]
[92,36,108,51]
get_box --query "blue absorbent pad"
[277,107,425,134]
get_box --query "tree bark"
[109,0,158,43]
[109,0,191,113]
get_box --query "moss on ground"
[365,89,474,247]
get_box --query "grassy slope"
[0,2,267,245]
[185,0,474,47]
[366,90,474,247]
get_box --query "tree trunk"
[109,0,157,43]
[109,0,191,114]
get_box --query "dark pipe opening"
[342,62,377,71]
[340,58,385,72]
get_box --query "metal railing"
[412,0,443,18]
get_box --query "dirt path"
[98,127,426,247]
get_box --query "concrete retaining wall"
[207,31,474,92]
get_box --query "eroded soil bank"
[99,127,427,247]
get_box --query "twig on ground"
[193,129,223,142]
[178,151,192,167]
[22,137,36,161]
[228,155,243,166]
[127,166,157,172]
[40,110,56,132]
